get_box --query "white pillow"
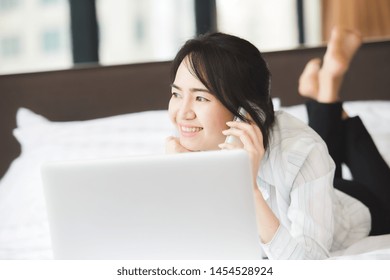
[0,108,173,259]
[13,108,173,159]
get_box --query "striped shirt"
[257,111,371,259]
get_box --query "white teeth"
[181,126,202,133]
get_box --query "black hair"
[171,32,275,150]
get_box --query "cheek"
[206,109,233,134]
[212,120,229,139]
[217,108,234,126]
[168,99,177,125]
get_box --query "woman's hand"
[218,120,265,188]
[165,136,191,154]
[219,121,279,243]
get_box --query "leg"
[298,26,363,178]
[305,101,344,178]
[317,27,362,103]
[343,117,390,211]
[298,58,321,100]
[299,27,362,104]
[299,27,363,175]
[334,178,390,235]
[318,27,390,212]
[299,27,390,233]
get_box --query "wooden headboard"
[1,39,389,178]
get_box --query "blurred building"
[0,0,71,74]
[97,0,195,66]
[0,0,195,74]
[0,0,323,75]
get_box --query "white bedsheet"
[330,234,390,260]
[0,100,389,260]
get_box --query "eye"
[171,92,181,98]
[196,96,210,102]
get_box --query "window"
[1,36,20,57]
[0,0,19,11]
[42,30,61,53]
[216,0,322,51]
[0,0,71,74]
[96,0,196,65]
[216,0,298,51]
[41,0,60,5]
[0,0,322,74]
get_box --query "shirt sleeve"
[260,141,335,260]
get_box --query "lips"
[179,125,203,135]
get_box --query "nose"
[178,98,196,120]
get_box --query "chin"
[180,141,200,152]
[181,140,219,152]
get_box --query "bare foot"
[317,27,362,103]
[298,58,321,100]
[322,27,362,77]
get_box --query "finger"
[165,136,180,146]
[227,121,264,150]
[251,124,264,149]
[239,132,258,153]
[165,136,184,154]
[223,129,259,156]
[224,126,265,162]
[226,121,257,142]
[225,122,259,149]
[165,136,177,142]
[222,128,253,146]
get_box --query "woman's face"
[168,58,234,151]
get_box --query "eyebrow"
[171,83,210,94]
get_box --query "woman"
[165,28,389,259]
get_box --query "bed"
[0,39,389,260]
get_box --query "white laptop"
[41,149,262,260]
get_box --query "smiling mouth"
[180,126,203,133]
